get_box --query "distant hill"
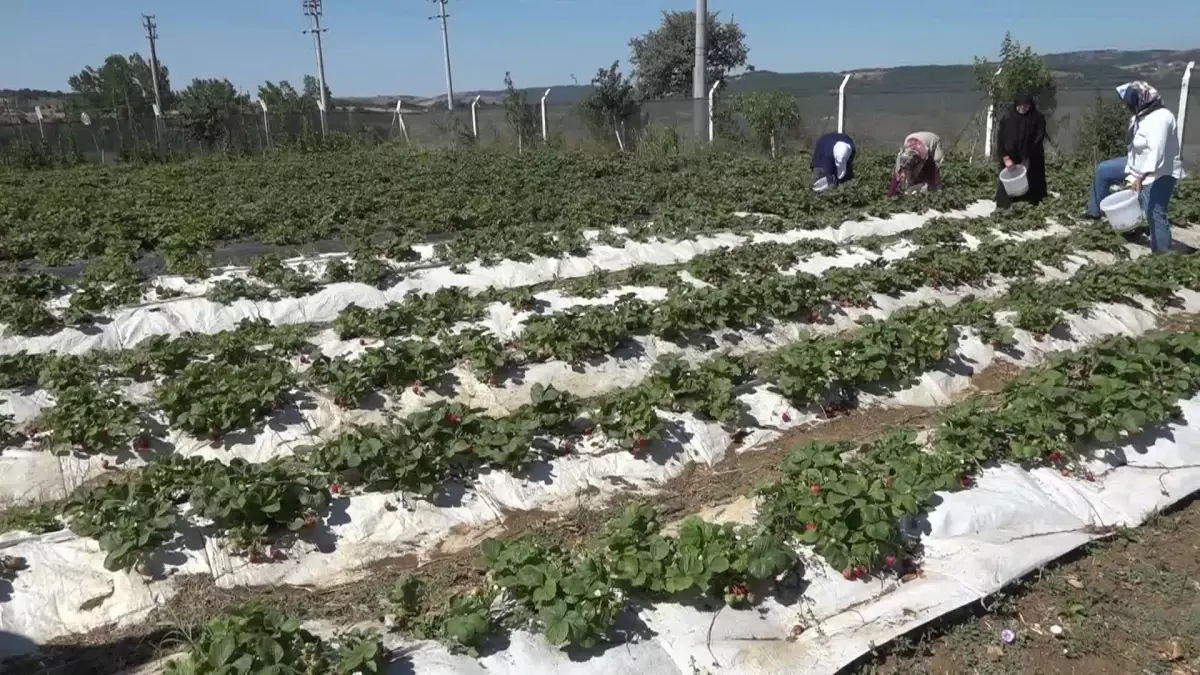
[374,47,1200,108]
[4,47,1197,118]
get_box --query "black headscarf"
[997,94,1046,164]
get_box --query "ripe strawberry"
[805,522,816,532]
[489,375,497,386]
[782,412,792,423]
[560,442,573,456]
[447,412,460,425]
[583,427,593,436]
[330,482,341,495]
[884,554,897,567]
[1048,451,1061,462]
[638,437,648,448]
[854,566,866,579]
[248,553,262,564]
[299,354,309,364]
[791,624,805,636]
[138,437,149,449]
[842,568,855,580]
[272,401,281,410]
[960,476,971,488]
[1084,472,1094,482]
[810,484,820,495]
[359,339,366,346]
[303,516,316,529]
[1061,468,1070,476]
[809,311,819,322]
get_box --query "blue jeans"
[1088,156,1176,253]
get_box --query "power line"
[429,0,455,110]
[301,0,330,137]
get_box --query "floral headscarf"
[897,137,929,186]
[1117,81,1162,117]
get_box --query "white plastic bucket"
[999,165,1028,197]
[813,176,830,192]
[1099,189,1143,232]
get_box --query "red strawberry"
[805,522,816,531]
[809,311,819,322]
[303,516,316,529]
[447,412,460,425]
[248,553,262,564]
[842,568,855,580]
[583,427,593,436]
[560,442,573,456]
[1048,451,1061,462]
[960,476,971,488]
[138,437,149,449]
[638,437,648,448]
[854,566,866,579]
[272,401,281,410]
[1062,468,1070,476]
[330,482,341,495]
[810,484,820,495]
[1084,472,1094,482]
[300,354,309,364]
[791,624,805,636]
[884,478,893,489]
[884,554,897,567]
[489,375,497,386]
[359,339,366,346]
[781,412,791,423]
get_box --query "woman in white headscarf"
[1085,81,1183,253]
[888,131,943,197]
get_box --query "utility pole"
[301,0,330,137]
[692,0,707,140]
[142,14,165,148]
[429,0,455,110]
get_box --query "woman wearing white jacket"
[1085,81,1183,253]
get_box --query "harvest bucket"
[999,165,1028,197]
[1100,189,1142,232]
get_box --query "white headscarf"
[832,141,852,180]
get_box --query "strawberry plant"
[155,359,294,436]
[41,383,141,454]
[66,480,178,572]
[162,605,385,675]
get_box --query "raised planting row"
[0,150,1010,269]
[0,221,1129,460]
[4,249,1198,576]
[43,317,1200,675]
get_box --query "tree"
[973,33,1057,114]
[578,61,640,149]
[734,92,801,158]
[629,11,750,99]
[302,75,333,110]
[177,78,251,148]
[67,53,174,118]
[1073,92,1129,163]
[502,72,537,151]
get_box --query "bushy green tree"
[1072,92,1130,163]
[578,61,641,149]
[177,78,251,148]
[629,11,750,99]
[502,72,538,151]
[973,33,1057,113]
[67,53,174,118]
[734,92,802,157]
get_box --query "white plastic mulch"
[1,202,1198,675]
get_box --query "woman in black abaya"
[994,94,1048,208]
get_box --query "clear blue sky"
[3,0,1198,97]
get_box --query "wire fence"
[2,85,1196,165]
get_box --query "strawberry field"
[1,148,1200,674]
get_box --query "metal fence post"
[540,89,551,142]
[983,66,1003,159]
[707,80,722,143]
[836,74,851,134]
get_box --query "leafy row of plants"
[20,250,1198,574]
[0,149,1006,269]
